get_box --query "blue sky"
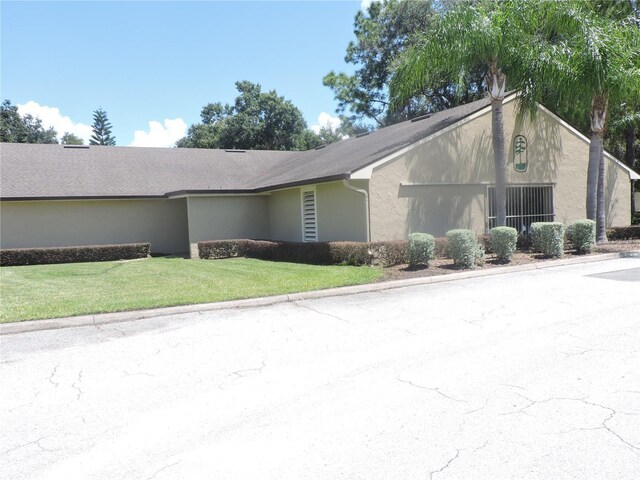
[1,1,371,146]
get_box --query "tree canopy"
[177,81,345,151]
[0,99,58,144]
[323,0,485,127]
[89,108,116,146]
[61,132,84,145]
[391,0,538,227]
[513,0,640,239]
[389,0,639,235]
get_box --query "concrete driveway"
[1,258,639,479]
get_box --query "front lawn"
[0,257,383,323]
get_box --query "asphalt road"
[1,258,639,480]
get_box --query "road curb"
[2,250,638,335]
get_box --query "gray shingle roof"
[1,97,491,199]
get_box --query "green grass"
[0,257,383,323]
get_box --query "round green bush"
[446,229,484,269]
[572,219,596,253]
[490,226,518,263]
[530,222,543,252]
[531,222,565,258]
[408,233,435,267]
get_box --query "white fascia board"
[537,104,640,180]
[167,192,271,199]
[400,181,556,187]
[349,93,518,180]
[400,182,492,186]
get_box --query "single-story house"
[1,93,638,258]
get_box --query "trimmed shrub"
[572,220,596,253]
[327,242,372,266]
[490,226,518,263]
[478,234,493,254]
[198,239,408,267]
[369,240,407,267]
[531,222,565,257]
[606,225,640,240]
[446,229,484,269]
[433,237,449,259]
[565,224,573,246]
[0,243,150,267]
[407,233,435,267]
[530,222,543,252]
[198,239,250,259]
[516,233,533,250]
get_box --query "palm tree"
[519,1,640,241]
[391,1,639,239]
[390,1,534,227]
[609,102,640,221]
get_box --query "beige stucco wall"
[0,198,189,253]
[369,100,631,240]
[186,195,270,257]
[267,181,369,243]
[316,180,368,242]
[268,188,302,241]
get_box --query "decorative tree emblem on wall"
[514,135,528,172]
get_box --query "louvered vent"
[302,189,317,242]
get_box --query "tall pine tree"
[89,108,116,145]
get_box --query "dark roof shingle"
[0,97,491,199]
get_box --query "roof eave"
[349,94,509,180]
[165,189,258,198]
[255,173,350,193]
[0,194,168,202]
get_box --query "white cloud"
[310,112,342,134]
[17,101,92,143]
[361,0,374,12]
[129,118,188,148]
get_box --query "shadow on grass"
[54,261,130,277]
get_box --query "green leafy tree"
[518,0,640,241]
[22,115,58,144]
[391,0,535,227]
[61,132,84,145]
[1,100,27,142]
[0,99,58,144]
[89,108,116,145]
[178,81,321,151]
[606,98,640,219]
[324,0,484,127]
[294,126,344,151]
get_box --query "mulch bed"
[379,240,640,282]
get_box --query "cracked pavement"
[1,258,639,479]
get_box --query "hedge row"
[199,223,640,267]
[199,234,489,268]
[0,243,151,267]
[606,225,640,240]
[198,239,407,267]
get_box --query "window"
[301,188,318,242]
[488,185,554,233]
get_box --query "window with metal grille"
[302,188,318,242]
[488,185,554,233]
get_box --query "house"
[1,93,637,258]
